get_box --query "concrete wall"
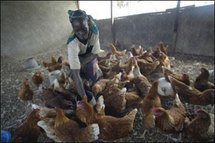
[1,1,78,59]
[176,5,214,56]
[97,4,214,57]
[96,19,113,50]
[113,12,175,52]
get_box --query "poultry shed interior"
[1,1,214,142]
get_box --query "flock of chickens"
[10,41,214,142]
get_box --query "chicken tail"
[174,93,183,107]
[85,123,100,141]
[37,118,61,142]
[95,95,105,115]
[126,108,138,120]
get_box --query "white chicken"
[157,77,174,97]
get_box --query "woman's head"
[68,10,89,40]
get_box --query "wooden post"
[111,0,115,44]
[172,0,180,56]
[77,0,80,10]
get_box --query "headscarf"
[68,9,88,23]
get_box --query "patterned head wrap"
[68,10,88,23]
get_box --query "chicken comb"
[152,107,159,113]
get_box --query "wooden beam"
[172,0,180,55]
[77,0,80,10]
[111,0,115,44]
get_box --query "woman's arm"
[70,69,87,98]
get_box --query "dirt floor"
[1,46,214,142]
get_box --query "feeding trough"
[25,57,40,71]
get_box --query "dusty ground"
[1,46,214,142]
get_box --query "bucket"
[1,130,11,143]
[48,70,61,85]
[25,57,40,71]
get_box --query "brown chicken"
[152,46,162,58]
[92,79,110,96]
[32,70,44,88]
[141,81,162,135]
[18,78,34,101]
[11,109,41,142]
[97,52,112,62]
[43,56,63,72]
[110,43,126,57]
[102,87,127,116]
[63,60,70,69]
[94,95,106,115]
[152,93,187,134]
[185,109,214,142]
[169,76,214,105]
[114,39,122,50]
[76,96,138,141]
[57,71,67,88]
[132,76,152,98]
[131,45,143,56]
[42,88,75,109]
[137,58,160,75]
[43,56,57,67]
[137,51,155,63]
[162,66,190,85]
[54,107,100,142]
[159,41,168,55]
[125,92,144,108]
[57,56,63,64]
[194,67,215,91]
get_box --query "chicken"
[152,93,187,134]
[97,52,112,63]
[18,78,34,101]
[43,56,57,67]
[162,66,190,85]
[185,109,214,142]
[157,77,174,97]
[194,67,215,91]
[120,51,133,65]
[11,109,41,142]
[47,62,63,72]
[137,58,160,75]
[131,45,143,56]
[157,52,171,70]
[92,79,110,96]
[132,76,152,98]
[76,96,138,141]
[32,103,74,119]
[42,87,75,110]
[114,39,121,50]
[125,92,144,108]
[53,107,100,142]
[63,60,70,69]
[169,76,214,105]
[110,43,126,57]
[32,70,44,90]
[141,81,162,134]
[159,41,168,55]
[152,46,162,58]
[37,117,61,142]
[137,51,155,63]
[57,56,63,64]
[95,95,106,115]
[43,56,63,72]
[57,71,67,88]
[103,87,127,116]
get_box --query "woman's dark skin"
[70,18,97,98]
